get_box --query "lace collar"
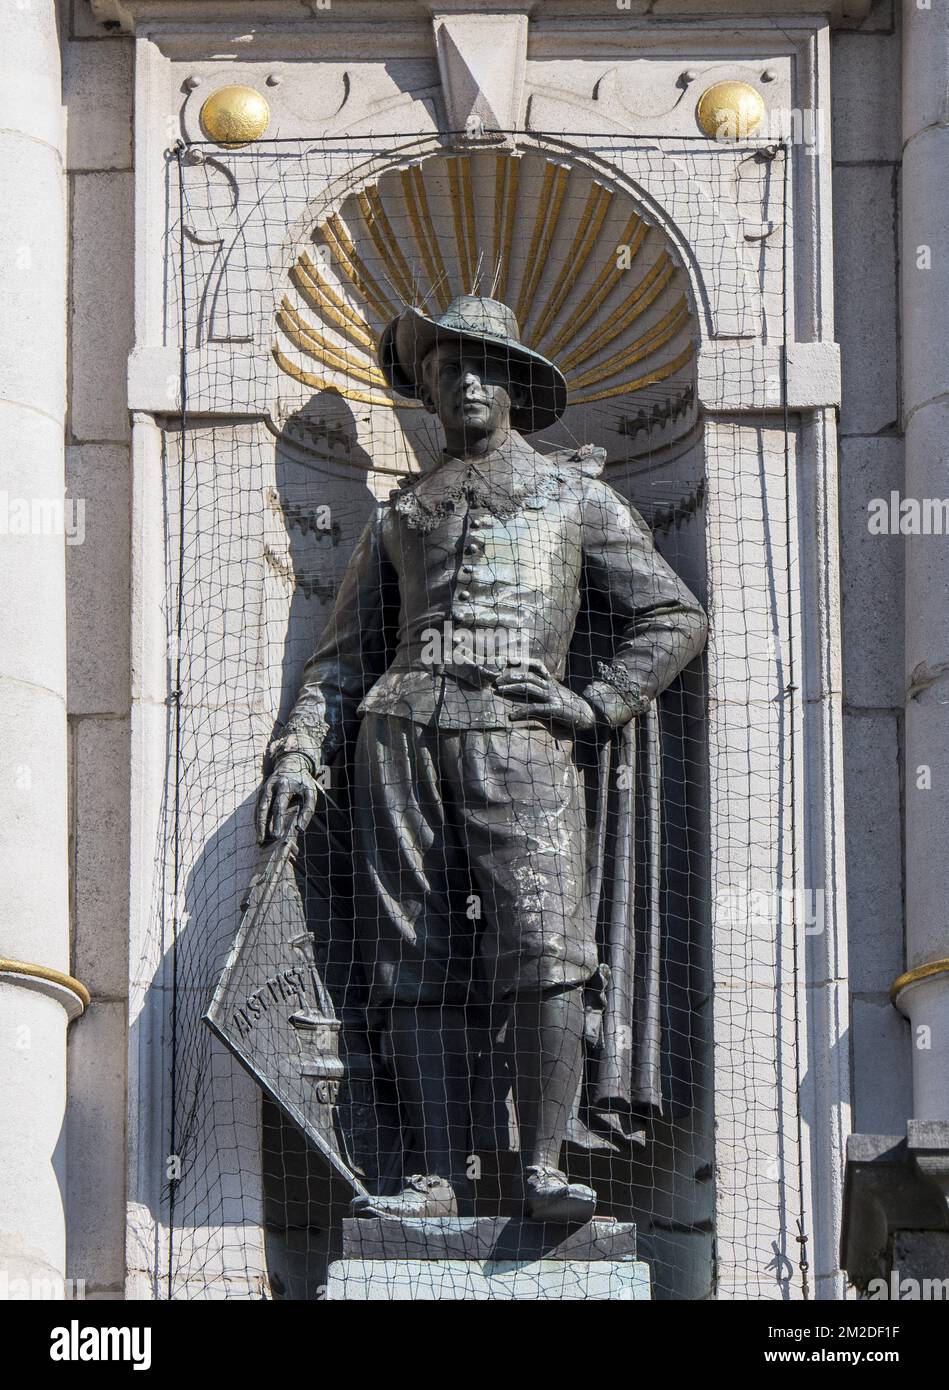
[389,432,577,532]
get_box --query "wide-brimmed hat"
[378,295,567,434]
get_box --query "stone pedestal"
[326,1218,649,1301]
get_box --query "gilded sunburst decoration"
[273,151,697,458]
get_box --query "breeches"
[352,715,596,1008]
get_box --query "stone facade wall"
[831,0,911,1137]
[62,0,134,1299]
[50,0,914,1296]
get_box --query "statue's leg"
[351,718,481,1216]
[350,1006,472,1219]
[511,987,597,1221]
[510,987,585,1171]
[443,726,597,1219]
[387,1004,473,1188]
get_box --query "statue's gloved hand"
[496,659,596,734]
[255,753,321,845]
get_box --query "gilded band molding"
[890,957,949,1006]
[0,957,90,1012]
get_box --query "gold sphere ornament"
[696,81,765,140]
[199,85,271,147]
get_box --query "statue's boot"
[523,1164,596,1224]
[351,1174,458,1220]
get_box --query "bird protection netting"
[152,133,806,1301]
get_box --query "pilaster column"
[0,0,77,1292]
[898,0,949,1119]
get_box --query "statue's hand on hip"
[255,754,321,844]
[496,659,596,735]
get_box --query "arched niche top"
[266,144,704,467]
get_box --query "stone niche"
[108,1,849,1300]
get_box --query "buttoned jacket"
[272,432,707,771]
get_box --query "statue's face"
[419,344,524,443]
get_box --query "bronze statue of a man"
[256,296,707,1223]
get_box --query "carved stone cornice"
[91,0,872,34]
